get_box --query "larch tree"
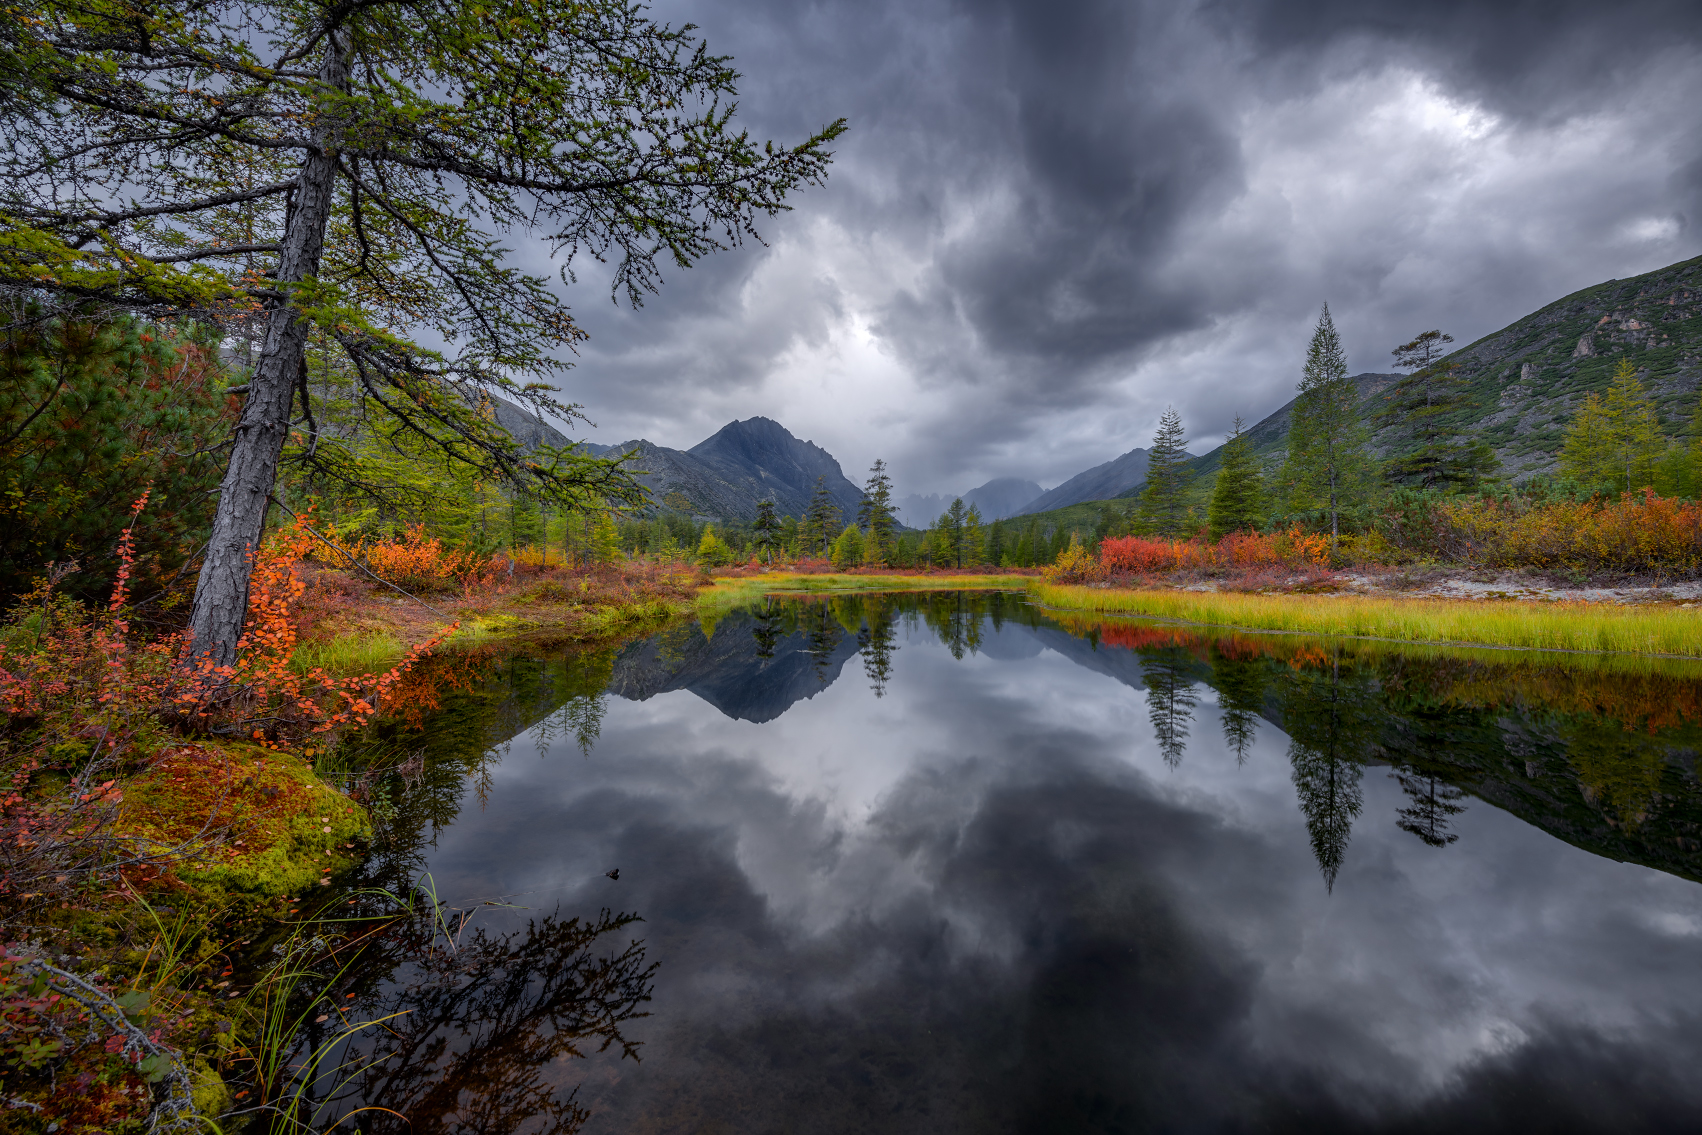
[1206,416,1263,540]
[1,0,845,665]
[1137,406,1191,535]
[1558,359,1663,493]
[1375,329,1496,491]
[1281,304,1370,549]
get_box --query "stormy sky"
[544,0,1702,496]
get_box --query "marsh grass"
[288,631,407,676]
[1032,582,1702,658]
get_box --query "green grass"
[1030,582,1702,658]
[289,631,406,675]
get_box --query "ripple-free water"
[315,592,1702,1133]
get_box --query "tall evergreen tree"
[1138,406,1192,535]
[1395,772,1466,847]
[941,498,969,567]
[0,317,233,602]
[857,459,897,566]
[1211,644,1267,764]
[803,477,842,560]
[1206,416,1264,539]
[1281,304,1372,549]
[1376,329,1496,490]
[857,596,898,697]
[1280,651,1377,892]
[751,498,782,564]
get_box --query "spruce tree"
[0,317,232,602]
[804,477,841,560]
[857,459,897,566]
[1376,329,1496,491]
[1281,304,1371,549]
[1206,417,1264,540]
[751,499,782,564]
[963,504,986,565]
[1138,406,1192,535]
[942,498,968,567]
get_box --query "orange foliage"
[1398,489,1702,573]
[304,522,494,592]
[1,505,453,745]
[1090,528,1331,579]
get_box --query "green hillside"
[1116,253,1702,509]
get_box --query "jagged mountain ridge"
[601,421,862,522]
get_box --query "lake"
[308,590,1702,1134]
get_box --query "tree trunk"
[1329,467,1339,547]
[188,33,351,668]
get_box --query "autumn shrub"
[343,524,493,593]
[1089,527,1332,580]
[1385,489,1702,575]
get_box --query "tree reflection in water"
[1278,653,1380,891]
[289,909,654,1135]
[1142,648,1198,768]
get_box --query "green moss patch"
[118,741,370,897]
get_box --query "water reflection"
[313,591,1702,1133]
[289,909,653,1135]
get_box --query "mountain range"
[494,253,1702,525]
[894,478,1045,526]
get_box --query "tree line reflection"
[354,593,1702,895]
[714,592,1702,892]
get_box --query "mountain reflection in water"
[318,591,1702,1134]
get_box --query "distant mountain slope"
[604,439,757,518]
[1134,372,1401,500]
[896,477,1044,526]
[1020,446,1192,514]
[686,417,865,519]
[967,477,1044,519]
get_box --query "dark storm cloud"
[550,0,1702,490]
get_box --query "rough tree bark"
[188,32,350,668]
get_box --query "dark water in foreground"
[316,592,1702,1133]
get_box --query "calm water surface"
[317,592,1702,1133]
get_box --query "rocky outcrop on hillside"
[1431,253,1702,477]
